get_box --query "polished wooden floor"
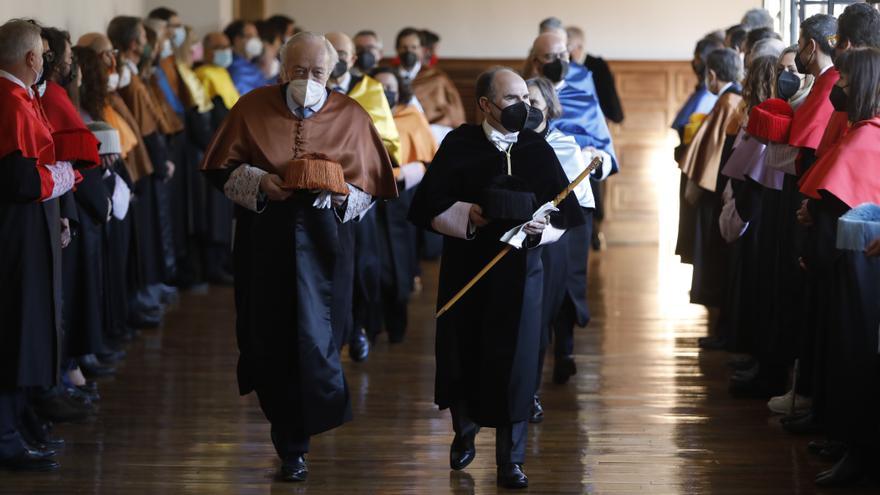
[2,245,877,494]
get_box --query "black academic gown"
[230,195,352,436]
[62,168,111,357]
[103,160,133,343]
[0,151,61,389]
[584,55,624,124]
[409,125,583,426]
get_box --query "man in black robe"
[409,67,582,489]
[0,19,78,472]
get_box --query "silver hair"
[280,31,339,71]
[750,38,786,62]
[539,17,563,34]
[0,19,42,67]
[741,8,774,31]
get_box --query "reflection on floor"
[1,246,874,494]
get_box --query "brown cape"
[117,74,163,137]
[680,90,743,192]
[412,67,466,128]
[107,92,154,182]
[201,85,397,199]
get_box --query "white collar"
[554,79,566,91]
[333,71,352,93]
[123,58,140,76]
[818,64,833,77]
[399,60,421,80]
[0,69,34,98]
[285,84,329,118]
[717,81,734,96]
[482,119,518,152]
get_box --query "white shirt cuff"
[431,201,475,240]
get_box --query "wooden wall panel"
[433,59,696,244]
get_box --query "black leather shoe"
[727,356,756,371]
[96,348,126,365]
[278,455,308,482]
[529,395,544,424]
[728,374,785,399]
[450,433,477,471]
[816,449,865,486]
[128,311,162,330]
[78,355,117,379]
[497,463,528,489]
[32,391,94,423]
[21,444,56,459]
[0,450,59,472]
[553,355,577,385]
[349,329,370,363]
[20,409,64,449]
[807,439,844,456]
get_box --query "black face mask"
[491,100,532,133]
[384,90,397,108]
[524,105,545,131]
[356,51,376,72]
[829,85,848,113]
[795,45,813,75]
[541,58,569,83]
[400,51,419,69]
[776,70,801,101]
[331,60,348,79]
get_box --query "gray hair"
[780,44,799,58]
[0,19,42,67]
[741,8,774,31]
[539,17,563,34]
[749,38,786,63]
[526,76,563,120]
[280,31,339,71]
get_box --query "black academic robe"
[690,130,737,308]
[0,152,61,389]
[103,160,133,343]
[408,125,583,426]
[584,55,624,124]
[62,168,111,357]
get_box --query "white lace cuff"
[339,184,373,223]
[43,161,76,201]
[224,164,268,213]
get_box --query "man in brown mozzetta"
[201,31,397,483]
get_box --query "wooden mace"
[435,155,603,318]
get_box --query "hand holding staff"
[435,156,603,318]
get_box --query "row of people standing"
[674,5,880,488]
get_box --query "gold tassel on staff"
[435,155,603,319]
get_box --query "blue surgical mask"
[213,48,233,68]
[172,26,187,48]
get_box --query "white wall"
[266,0,761,60]
[1,0,146,38]
[0,0,232,41]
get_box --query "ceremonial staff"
[435,155,603,318]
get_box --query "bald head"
[476,67,530,133]
[281,31,339,84]
[77,32,117,72]
[526,32,570,79]
[326,31,355,78]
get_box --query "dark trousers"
[270,424,310,462]
[450,402,527,465]
[0,391,22,458]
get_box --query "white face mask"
[161,39,174,59]
[245,37,263,59]
[213,48,233,68]
[118,66,132,89]
[107,72,120,91]
[172,26,187,48]
[289,78,325,108]
[266,58,280,78]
